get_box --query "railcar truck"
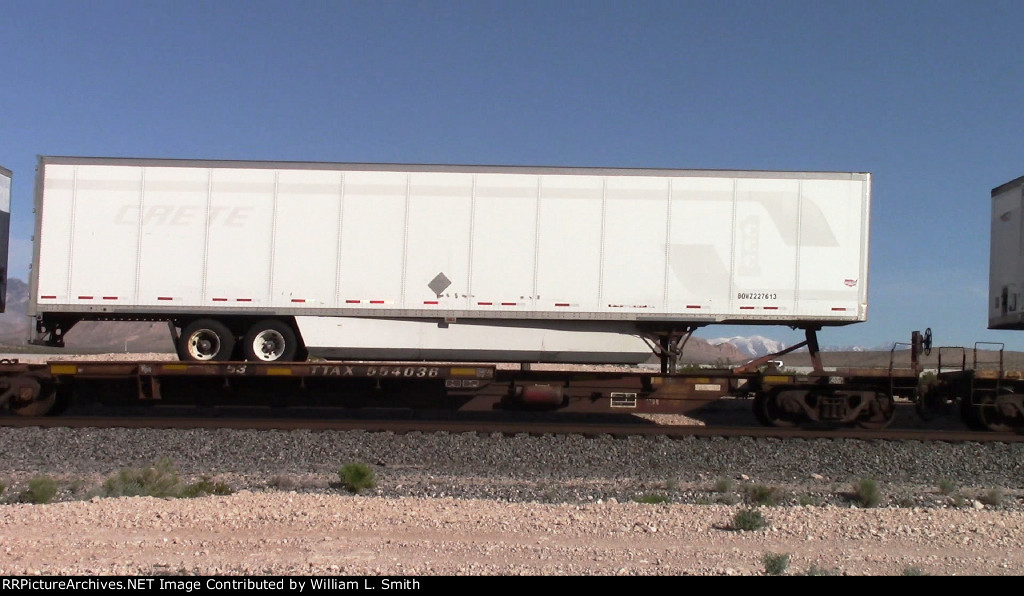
[27,157,872,370]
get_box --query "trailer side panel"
[30,158,870,328]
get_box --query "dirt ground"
[1,492,1023,576]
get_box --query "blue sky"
[1,0,1022,351]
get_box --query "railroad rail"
[2,408,1020,444]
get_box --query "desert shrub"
[21,476,58,504]
[338,463,377,494]
[854,478,881,508]
[180,477,232,498]
[979,488,1005,507]
[763,552,790,575]
[713,477,733,493]
[902,566,928,576]
[102,458,182,498]
[731,508,767,531]
[68,478,89,496]
[896,495,917,508]
[743,483,783,506]
[716,493,740,506]
[798,494,823,507]
[102,459,230,499]
[937,478,956,496]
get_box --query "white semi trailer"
[990,174,1024,330]
[0,165,10,313]
[27,157,871,366]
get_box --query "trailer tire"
[179,319,235,362]
[241,320,299,362]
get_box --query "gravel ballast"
[2,423,1024,576]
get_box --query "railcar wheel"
[11,392,56,416]
[179,319,235,362]
[915,386,951,421]
[960,394,987,431]
[753,388,798,427]
[972,392,1013,433]
[7,377,57,417]
[856,393,896,430]
[241,320,298,362]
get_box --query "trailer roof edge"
[36,155,870,181]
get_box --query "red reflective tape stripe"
[157,297,173,301]
[236,298,252,302]
[102,296,117,300]
[41,295,56,299]
[501,302,516,306]
[478,302,492,305]
[739,306,755,310]
[345,299,360,304]
[763,306,778,310]
[78,296,93,300]
[369,300,385,304]
[423,301,438,305]
[831,307,847,311]
[291,299,305,303]
[212,298,228,302]
[555,303,570,307]
[686,305,701,309]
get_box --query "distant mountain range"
[708,335,788,358]
[709,335,897,358]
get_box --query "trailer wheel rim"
[251,329,287,361]
[186,330,222,361]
